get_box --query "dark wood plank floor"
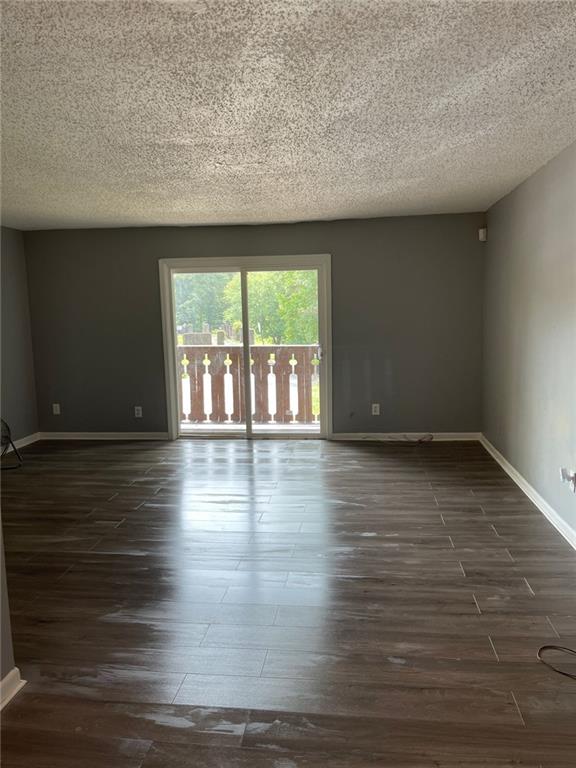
[2,439,576,767]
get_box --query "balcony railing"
[177,345,320,427]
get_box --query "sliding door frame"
[159,254,332,441]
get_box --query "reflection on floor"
[2,439,576,767]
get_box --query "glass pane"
[173,272,246,434]
[248,270,321,433]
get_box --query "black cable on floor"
[537,645,576,680]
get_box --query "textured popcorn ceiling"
[2,1,576,230]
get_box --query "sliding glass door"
[160,256,331,439]
[172,271,246,434]
[248,270,321,434]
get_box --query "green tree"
[173,272,231,330]
[276,270,318,344]
[224,270,317,344]
[174,269,318,345]
[224,273,284,344]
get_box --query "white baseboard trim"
[39,432,170,440]
[480,435,576,551]
[4,431,170,449]
[332,432,482,442]
[15,432,42,449]
[0,667,26,709]
[9,431,482,446]
[4,432,42,452]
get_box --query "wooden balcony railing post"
[181,353,191,422]
[223,353,234,423]
[202,353,212,423]
[311,354,320,423]
[250,356,256,417]
[289,354,299,423]
[267,353,277,424]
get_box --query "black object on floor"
[1,419,23,469]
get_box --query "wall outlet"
[52,403,61,415]
[371,403,380,416]
[134,406,143,418]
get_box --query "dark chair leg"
[10,440,23,465]
[1,440,23,469]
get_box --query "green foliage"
[173,272,231,330]
[275,270,318,345]
[174,270,318,345]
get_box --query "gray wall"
[1,226,38,441]
[24,213,485,434]
[484,141,576,532]
[1,531,15,681]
